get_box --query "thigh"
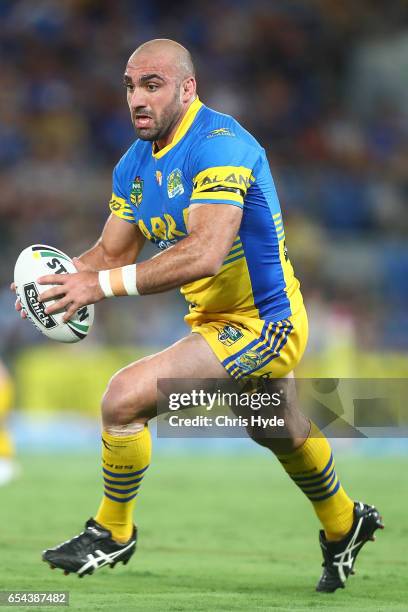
[106,332,230,421]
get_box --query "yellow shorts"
[190,305,308,380]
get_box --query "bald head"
[128,39,195,81]
[124,39,197,147]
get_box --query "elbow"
[196,253,224,278]
[186,234,225,279]
[98,241,136,268]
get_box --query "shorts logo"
[207,128,235,138]
[218,325,243,346]
[236,350,262,373]
[167,168,184,198]
[130,176,143,207]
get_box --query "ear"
[181,77,196,103]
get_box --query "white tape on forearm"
[122,264,138,296]
[98,269,114,298]
[98,265,138,297]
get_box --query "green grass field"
[1,451,407,611]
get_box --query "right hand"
[10,282,27,319]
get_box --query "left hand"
[38,258,104,322]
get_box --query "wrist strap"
[98,265,138,297]
[98,270,114,298]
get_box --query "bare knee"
[247,411,310,454]
[101,369,152,427]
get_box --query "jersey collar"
[152,96,203,159]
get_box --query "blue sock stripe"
[104,484,140,495]
[306,480,341,502]
[290,454,334,483]
[294,467,335,491]
[102,465,149,478]
[104,491,139,503]
[103,475,144,486]
[301,470,337,497]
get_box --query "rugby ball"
[14,244,94,343]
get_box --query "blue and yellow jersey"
[109,97,303,323]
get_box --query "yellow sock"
[0,368,14,459]
[0,428,14,458]
[95,427,151,543]
[276,422,354,541]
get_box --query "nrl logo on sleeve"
[167,168,184,198]
[130,176,143,207]
[218,325,244,346]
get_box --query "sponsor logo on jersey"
[207,128,235,138]
[198,172,252,189]
[236,349,262,373]
[155,170,163,186]
[23,282,57,329]
[130,176,143,207]
[218,325,244,346]
[167,168,184,198]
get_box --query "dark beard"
[132,93,182,142]
[133,124,168,141]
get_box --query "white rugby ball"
[14,244,94,343]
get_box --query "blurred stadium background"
[0,1,407,608]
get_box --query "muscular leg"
[238,372,310,454]
[97,333,352,544]
[239,373,354,541]
[102,332,229,426]
[95,333,228,541]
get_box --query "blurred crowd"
[0,0,407,357]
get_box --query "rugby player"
[14,39,382,591]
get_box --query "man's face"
[124,54,184,142]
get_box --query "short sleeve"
[108,164,137,224]
[189,135,260,209]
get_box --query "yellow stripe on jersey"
[190,190,243,206]
[191,166,255,206]
[109,193,136,223]
[152,97,203,160]
[273,212,285,241]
